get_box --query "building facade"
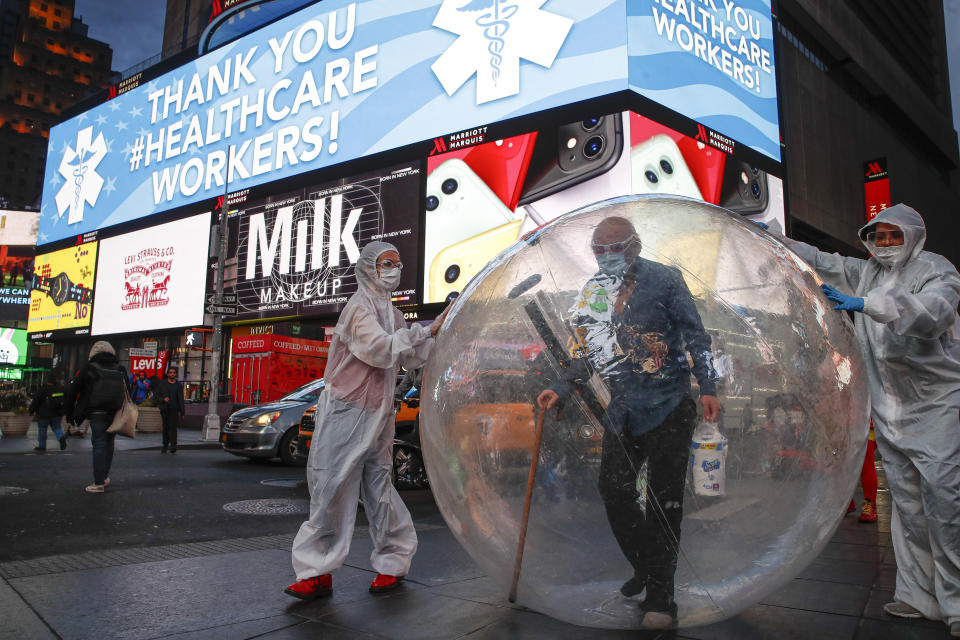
[0,0,113,209]
[32,0,960,409]
[776,0,959,259]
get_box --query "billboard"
[91,212,213,336]
[421,110,784,303]
[626,0,780,161]
[216,162,420,321]
[0,246,35,322]
[27,242,98,339]
[41,0,629,243]
[0,327,28,366]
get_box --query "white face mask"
[378,267,401,289]
[871,245,904,267]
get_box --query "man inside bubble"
[537,216,721,630]
[779,204,960,637]
[285,241,448,601]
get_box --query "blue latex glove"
[821,284,864,312]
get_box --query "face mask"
[871,245,904,267]
[378,267,401,289]
[596,252,628,277]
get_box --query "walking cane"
[508,406,548,603]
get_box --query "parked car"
[220,378,324,466]
[297,384,428,489]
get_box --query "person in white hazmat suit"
[781,204,960,637]
[285,241,447,600]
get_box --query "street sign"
[207,293,238,305]
[206,303,237,315]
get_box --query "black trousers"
[161,410,180,449]
[597,398,697,613]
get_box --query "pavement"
[0,424,221,454]
[1,437,955,639]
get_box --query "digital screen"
[627,0,780,161]
[421,110,784,303]
[40,0,628,243]
[0,247,35,322]
[215,162,421,321]
[0,327,28,366]
[91,212,212,335]
[27,242,98,338]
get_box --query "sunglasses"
[865,230,904,243]
[591,236,638,256]
[377,259,403,270]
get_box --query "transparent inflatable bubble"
[420,196,870,629]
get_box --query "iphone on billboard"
[423,159,516,299]
[519,113,625,206]
[629,112,726,204]
[427,133,538,211]
[720,160,769,214]
[630,134,704,199]
[428,219,523,303]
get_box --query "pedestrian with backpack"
[66,341,128,493]
[29,377,67,451]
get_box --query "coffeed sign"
[218,162,420,321]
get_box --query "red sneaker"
[846,500,856,515]
[369,574,403,593]
[284,574,332,600]
[859,499,878,523]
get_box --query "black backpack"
[43,386,66,415]
[86,362,126,412]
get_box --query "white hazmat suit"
[784,204,960,626]
[292,241,434,580]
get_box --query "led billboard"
[0,327,28,366]
[627,0,780,161]
[41,1,629,243]
[0,247,34,322]
[27,242,98,339]
[215,162,421,321]
[421,111,784,303]
[91,212,213,336]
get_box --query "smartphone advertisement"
[216,162,421,322]
[421,110,784,304]
[27,242,98,339]
[0,247,35,322]
[91,212,213,336]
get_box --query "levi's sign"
[40,0,627,244]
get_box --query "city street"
[0,430,951,640]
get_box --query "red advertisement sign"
[232,334,330,357]
[129,349,170,377]
[864,158,890,221]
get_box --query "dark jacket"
[29,382,66,419]
[154,378,185,415]
[553,258,718,436]
[66,352,128,423]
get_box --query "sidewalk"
[0,424,221,453]
[0,463,952,640]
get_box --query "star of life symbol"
[431,0,573,105]
[55,126,108,224]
